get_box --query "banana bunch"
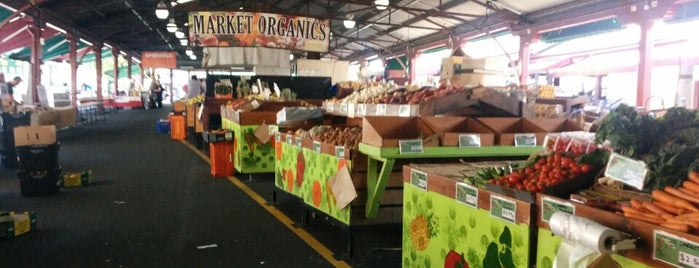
[185,95,205,105]
[464,166,508,188]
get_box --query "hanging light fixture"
[179,39,188,46]
[343,14,355,29]
[185,47,193,56]
[166,19,177,33]
[175,30,185,39]
[155,1,169,19]
[374,0,389,10]
[189,54,197,60]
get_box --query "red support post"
[636,19,654,107]
[112,48,119,96]
[519,35,533,86]
[67,33,78,107]
[95,43,103,99]
[29,19,42,104]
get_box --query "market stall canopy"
[8,34,90,62]
[0,6,59,55]
[104,65,142,79]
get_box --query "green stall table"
[358,143,541,219]
[535,194,699,268]
[402,164,535,267]
[221,115,278,174]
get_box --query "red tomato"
[581,164,592,173]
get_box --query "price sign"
[398,105,411,117]
[268,125,277,135]
[296,137,303,148]
[410,169,428,191]
[514,133,537,147]
[335,146,345,159]
[224,131,233,141]
[232,111,240,122]
[357,104,367,116]
[541,197,575,222]
[313,141,321,153]
[399,139,424,154]
[327,102,335,113]
[456,182,478,208]
[604,153,648,190]
[459,134,482,148]
[339,103,348,114]
[286,135,293,145]
[654,229,699,268]
[376,104,387,116]
[275,132,281,141]
[490,196,517,224]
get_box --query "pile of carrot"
[621,172,699,233]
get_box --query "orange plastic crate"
[168,114,186,140]
[209,142,234,177]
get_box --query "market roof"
[0,0,697,67]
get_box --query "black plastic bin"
[1,149,18,169]
[17,167,61,197]
[16,143,60,171]
[1,113,31,132]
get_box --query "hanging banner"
[189,11,330,53]
[141,51,177,68]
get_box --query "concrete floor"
[0,106,401,268]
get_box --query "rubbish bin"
[16,143,60,171]
[17,168,61,196]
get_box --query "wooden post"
[126,55,132,80]
[29,19,42,104]
[112,48,119,96]
[636,19,654,107]
[518,35,533,86]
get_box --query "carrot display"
[689,171,699,184]
[653,201,684,215]
[642,202,671,217]
[652,190,699,212]
[683,180,699,193]
[664,186,699,205]
[660,222,691,233]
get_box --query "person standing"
[149,80,164,109]
[186,75,203,100]
[7,76,21,97]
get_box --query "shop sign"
[399,139,423,154]
[514,133,537,147]
[335,146,345,159]
[541,197,575,222]
[654,229,699,267]
[141,51,177,68]
[458,134,481,148]
[605,152,648,190]
[490,196,517,224]
[313,141,321,153]
[189,11,330,53]
[410,169,428,191]
[456,182,478,208]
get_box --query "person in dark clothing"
[149,80,164,109]
[7,76,21,96]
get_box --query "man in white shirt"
[186,75,203,100]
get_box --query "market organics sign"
[141,51,177,68]
[189,11,329,53]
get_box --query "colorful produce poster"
[189,11,330,53]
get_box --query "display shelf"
[221,118,277,174]
[358,143,540,218]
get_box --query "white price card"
[604,153,648,190]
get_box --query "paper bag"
[254,121,271,144]
[329,166,357,210]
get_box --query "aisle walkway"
[0,107,386,267]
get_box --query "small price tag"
[541,197,575,222]
[335,146,345,159]
[398,105,411,117]
[339,103,348,114]
[604,153,648,190]
[410,169,428,191]
[275,132,281,141]
[327,102,335,112]
[268,125,276,135]
[286,135,293,144]
[490,196,517,224]
[233,111,240,122]
[357,104,367,116]
[313,141,321,153]
[514,133,537,147]
[296,137,303,148]
[376,104,387,116]
[654,229,699,267]
[399,139,424,154]
[224,131,233,140]
[456,182,478,208]
[459,134,481,148]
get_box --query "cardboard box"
[526,117,584,133]
[475,117,548,146]
[0,211,37,240]
[60,170,92,187]
[13,125,57,147]
[421,116,495,146]
[173,101,186,113]
[362,116,438,147]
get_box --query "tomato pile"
[489,153,594,192]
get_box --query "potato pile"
[293,125,362,149]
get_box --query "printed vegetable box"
[229,122,277,173]
[403,165,533,268]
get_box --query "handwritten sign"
[286,135,293,145]
[339,103,348,114]
[357,104,367,116]
[654,229,699,268]
[399,139,424,154]
[410,169,428,191]
[376,104,387,116]
[604,153,648,190]
[313,141,321,153]
[296,137,303,148]
[458,134,481,148]
[541,197,575,222]
[514,133,537,147]
[326,102,335,113]
[398,105,411,117]
[490,196,517,224]
[456,182,478,208]
[275,132,281,141]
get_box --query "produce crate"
[475,117,548,146]
[169,114,186,140]
[420,116,495,146]
[156,120,170,134]
[361,116,438,147]
[15,143,60,171]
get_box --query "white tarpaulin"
[203,47,290,71]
